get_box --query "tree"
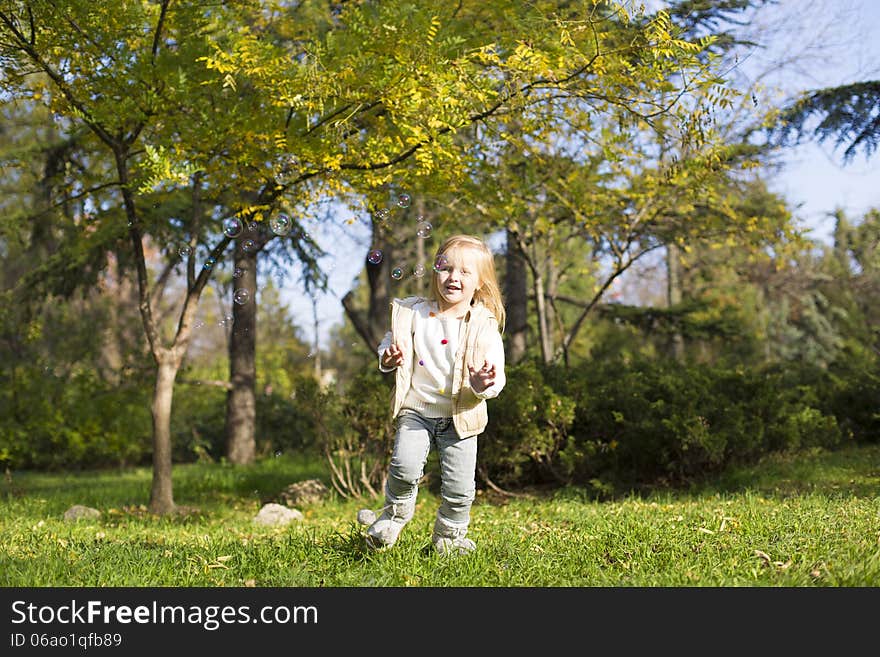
[326,2,742,361]
[774,81,880,163]
[0,1,279,512]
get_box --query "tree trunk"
[666,242,685,360]
[532,242,553,365]
[504,228,528,365]
[116,154,183,515]
[149,357,179,514]
[367,235,392,347]
[344,225,392,351]
[311,293,322,382]
[225,241,258,464]
[545,257,560,356]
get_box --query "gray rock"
[277,479,329,507]
[253,503,304,526]
[62,505,101,521]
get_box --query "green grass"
[1,445,878,586]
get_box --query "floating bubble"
[413,263,426,278]
[242,239,256,252]
[433,254,448,272]
[416,221,433,239]
[270,214,291,236]
[178,244,192,258]
[367,249,383,265]
[233,267,244,279]
[233,288,250,305]
[275,154,300,183]
[391,267,403,280]
[397,193,411,208]
[223,217,243,238]
[375,208,391,223]
[203,256,216,270]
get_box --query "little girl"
[357,234,506,555]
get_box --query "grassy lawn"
[1,444,878,587]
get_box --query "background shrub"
[0,366,151,470]
[480,360,576,488]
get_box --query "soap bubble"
[391,267,403,280]
[233,267,244,279]
[367,249,383,265]
[223,217,243,238]
[413,263,426,278]
[397,193,411,208]
[433,254,448,272]
[233,288,250,305]
[242,239,256,252]
[274,155,300,184]
[270,214,291,236]
[178,244,192,258]
[375,208,391,223]
[416,221,432,239]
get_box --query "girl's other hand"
[381,343,404,369]
[467,360,496,393]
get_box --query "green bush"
[169,374,327,463]
[554,357,846,491]
[303,367,394,498]
[824,359,880,443]
[256,380,323,457]
[169,384,226,462]
[480,360,576,487]
[4,344,872,500]
[0,366,151,470]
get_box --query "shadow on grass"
[545,443,880,504]
[703,443,880,499]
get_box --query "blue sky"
[746,0,880,243]
[280,0,880,349]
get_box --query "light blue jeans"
[385,410,478,527]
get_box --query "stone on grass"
[277,479,329,507]
[253,503,303,526]
[63,505,101,522]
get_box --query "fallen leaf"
[754,549,771,563]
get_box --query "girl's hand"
[468,360,496,394]
[381,343,404,369]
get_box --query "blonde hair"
[429,234,505,332]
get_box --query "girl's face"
[435,247,481,314]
